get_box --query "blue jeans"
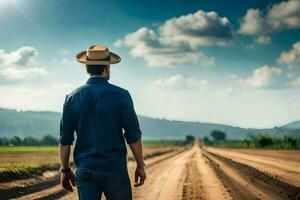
[75,167,132,200]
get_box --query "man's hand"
[60,169,76,192]
[134,166,146,187]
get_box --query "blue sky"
[0,0,300,128]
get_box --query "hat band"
[86,55,111,61]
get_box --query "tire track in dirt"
[0,176,60,200]
[133,140,231,200]
[207,147,300,187]
[132,147,192,200]
[181,141,233,200]
[182,151,205,200]
[195,147,232,200]
[203,150,300,200]
[14,185,68,200]
[203,152,258,200]
[35,190,68,200]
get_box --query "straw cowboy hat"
[76,44,121,65]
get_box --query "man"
[59,44,146,200]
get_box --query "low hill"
[0,108,299,140]
[281,121,300,129]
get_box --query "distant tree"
[248,134,257,141]
[203,136,213,145]
[0,137,10,146]
[10,136,22,146]
[184,135,195,144]
[283,135,297,149]
[255,134,274,148]
[24,136,40,146]
[186,135,195,141]
[243,139,251,148]
[210,130,226,142]
[40,135,58,146]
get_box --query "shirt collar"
[86,76,108,85]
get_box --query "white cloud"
[51,52,76,65]
[0,83,73,111]
[239,0,300,36]
[159,10,233,47]
[115,27,215,67]
[226,74,239,80]
[255,35,271,44]
[223,87,234,95]
[239,65,282,88]
[150,74,208,89]
[0,67,47,80]
[268,0,300,29]
[0,46,47,80]
[114,10,233,67]
[288,76,300,86]
[239,9,270,35]
[113,39,123,48]
[278,41,300,65]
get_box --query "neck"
[90,75,108,80]
[91,75,104,77]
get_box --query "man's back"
[59,76,142,172]
[59,45,146,199]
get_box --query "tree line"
[0,135,58,146]
[203,130,300,150]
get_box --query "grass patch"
[0,146,58,153]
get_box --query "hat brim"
[76,51,121,65]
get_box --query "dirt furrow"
[204,151,300,200]
[203,151,270,200]
[182,151,205,200]
[207,147,300,187]
[0,176,60,200]
[132,148,192,200]
[195,148,232,200]
[14,184,68,200]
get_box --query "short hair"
[86,65,107,76]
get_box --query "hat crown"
[76,44,121,65]
[87,44,110,60]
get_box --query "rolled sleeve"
[59,95,75,145]
[121,91,142,144]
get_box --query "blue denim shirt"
[59,77,142,172]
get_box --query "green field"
[0,140,185,180]
[0,146,58,153]
[0,146,60,173]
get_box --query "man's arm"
[59,95,76,192]
[121,91,146,187]
[129,139,146,187]
[59,145,75,191]
[60,145,71,169]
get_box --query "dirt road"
[61,141,231,200]
[131,141,232,200]
[1,141,300,200]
